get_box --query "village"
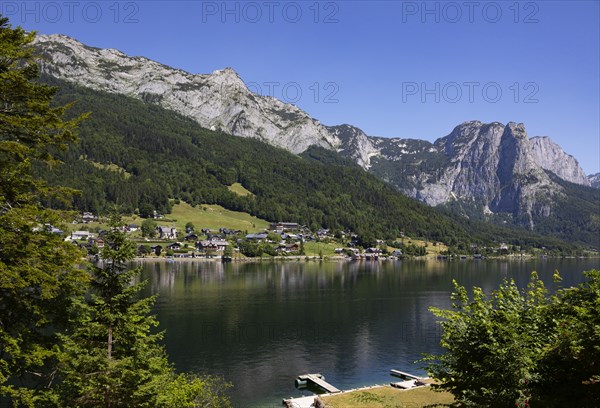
[60,212,527,261]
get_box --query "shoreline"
[282,384,389,408]
[283,379,455,408]
[130,254,599,263]
[132,255,349,263]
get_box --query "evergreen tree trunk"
[107,323,113,360]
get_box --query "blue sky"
[6,0,599,173]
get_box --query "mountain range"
[34,34,600,248]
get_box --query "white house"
[157,226,177,240]
[70,231,93,241]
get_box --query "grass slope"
[167,202,267,232]
[227,183,254,197]
[322,386,455,408]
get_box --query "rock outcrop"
[529,136,590,186]
[589,173,600,188]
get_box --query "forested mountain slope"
[43,76,467,244]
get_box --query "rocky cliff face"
[529,136,591,186]
[366,121,560,227]
[326,124,378,168]
[35,34,588,228]
[35,34,339,154]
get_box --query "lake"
[138,258,599,407]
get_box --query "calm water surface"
[138,258,599,408]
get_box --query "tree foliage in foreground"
[423,270,600,407]
[0,15,89,405]
[0,16,230,407]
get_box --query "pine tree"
[0,15,89,405]
[56,215,231,407]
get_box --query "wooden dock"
[390,369,421,380]
[296,373,341,394]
